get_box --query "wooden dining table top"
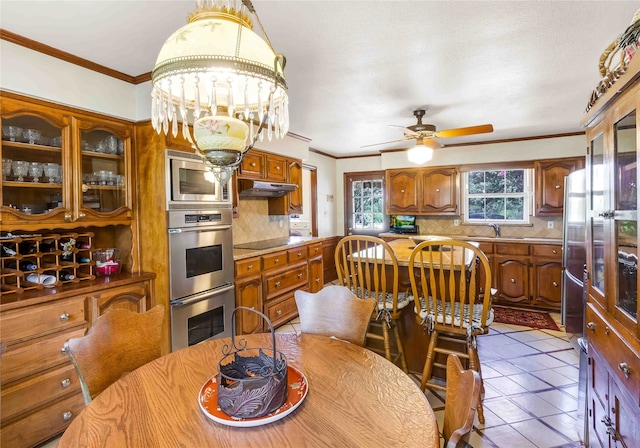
[373,237,478,268]
[58,333,440,448]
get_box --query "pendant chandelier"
[151,0,289,182]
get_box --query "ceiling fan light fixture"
[151,0,288,182]
[407,139,433,164]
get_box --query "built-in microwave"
[166,149,231,209]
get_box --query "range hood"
[238,179,297,198]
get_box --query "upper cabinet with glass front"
[1,92,134,231]
[584,59,640,336]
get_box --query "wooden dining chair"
[443,354,482,448]
[294,285,376,346]
[335,235,409,372]
[408,239,493,423]
[64,304,165,404]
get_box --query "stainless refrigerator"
[562,168,587,335]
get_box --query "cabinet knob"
[276,166,281,170]
[555,185,561,189]
[552,249,557,254]
[61,346,68,354]
[552,281,558,287]
[618,362,631,378]
[510,278,516,283]
[78,212,86,219]
[605,326,610,335]
[275,281,281,287]
[275,258,280,263]
[62,411,73,421]
[61,378,71,388]
[401,189,405,193]
[436,189,440,192]
[276,309,282,316]
[250,162,256,167]
[297,273,303,278]
[60,313,70,321]
[248,264,253,270]
[297,252,302,257]
[586,321,595,331]
[315,278,320,283]
[64,213,72,221]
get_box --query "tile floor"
[41,310,584,448]
[277,312,586,448]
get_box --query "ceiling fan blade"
[360,138,410,148]
[434,124,494,139]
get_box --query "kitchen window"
[345,172,385,235]
[463,168,533,224]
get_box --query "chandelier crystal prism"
[151,0,288,182]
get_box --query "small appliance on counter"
[389,214,419,234]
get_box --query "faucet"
[488,223,501,237]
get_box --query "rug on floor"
[492,306,560,331]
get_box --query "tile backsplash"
[233,198,289,245]
[416,215,563,239]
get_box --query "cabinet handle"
[297,273,303,278]
[401,189,405,193]
[552,281,558,287]
[586,322,595,331]
[64,213,72,221]
[297,252,302,257]
[510,278,516,283]
[248,264,253,270]
[605,326,610,335]
[250,162,256,167]
[618,362,631,378]
[314,247,319,252]
[315,278,320,283]
[60,313,70,321]
[78,212,86,219]
[606,426,617,441]
[275,281,281,287]
[61,346,68,354]
[275,258,280,263]
[276,166,281,170]
[555,185,561,189]
[61,378,71,388]
[436,189,440,192]
[62,411,73,421]
[276,309,282,316]
[552,249,557,254]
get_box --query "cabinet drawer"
[1,391,85,448]
[264,263,308,301]
[287,246,307,263]
[239,152,264,178]
[265,155,287,182]
[586,305,640,400]
[533,244,562,258]
[235,257,261,278]
[1,327,86,385]
[477,242,493,255]
[265,293,298,328]
[308,242,323,258]
[262,251,287,271]
[1,363,80,421]
[495,243,530,256]
[1,296,86,344]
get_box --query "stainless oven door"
[170,284,234,351]
[168,220,234,300]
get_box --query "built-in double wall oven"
[166,150,235,351]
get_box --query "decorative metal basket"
[217,307,288,418]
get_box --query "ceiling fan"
[362,109,494,150]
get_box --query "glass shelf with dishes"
[1,114,67,218]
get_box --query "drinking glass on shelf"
[22,129,42,145]
[2,158,12,180]
[43,163,60,183]
[11,160,29,182]
[28,162,43,183]
[105,136,118,155]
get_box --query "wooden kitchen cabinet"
[386,169,420,213]
[234,255,264,334]
[1,92,135,231]
[535,157,584,216]
[494,243,530,305]
[0,274,156,447]
[420,167,458,215]
[386,166,459,215]
[238,151,264,179]
[268,158,303,215]
[531,244,563,309]
[308,242,324,293]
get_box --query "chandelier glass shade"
[151,0,288,181]
[407,138,434,164]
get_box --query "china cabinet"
[0,92,134,231]
[583,53,640,448]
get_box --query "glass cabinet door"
[613,109,638,324]
[1,113,71,220]
[77,120,132,219]
[588,126,607,306]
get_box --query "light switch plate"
[547,221,554,229]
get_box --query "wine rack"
[0,232,95,296]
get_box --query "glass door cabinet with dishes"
[583,55,640,448]
[0,93,133,231]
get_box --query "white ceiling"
[1,1,638,157]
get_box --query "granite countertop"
[233,236,325,260]
[377,233,562,245]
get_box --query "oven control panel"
[184,213,222,224]
[167,209,233,229]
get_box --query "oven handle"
[170,284,235,306]
[168,225,232,233]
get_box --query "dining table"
[58,332,440,447]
